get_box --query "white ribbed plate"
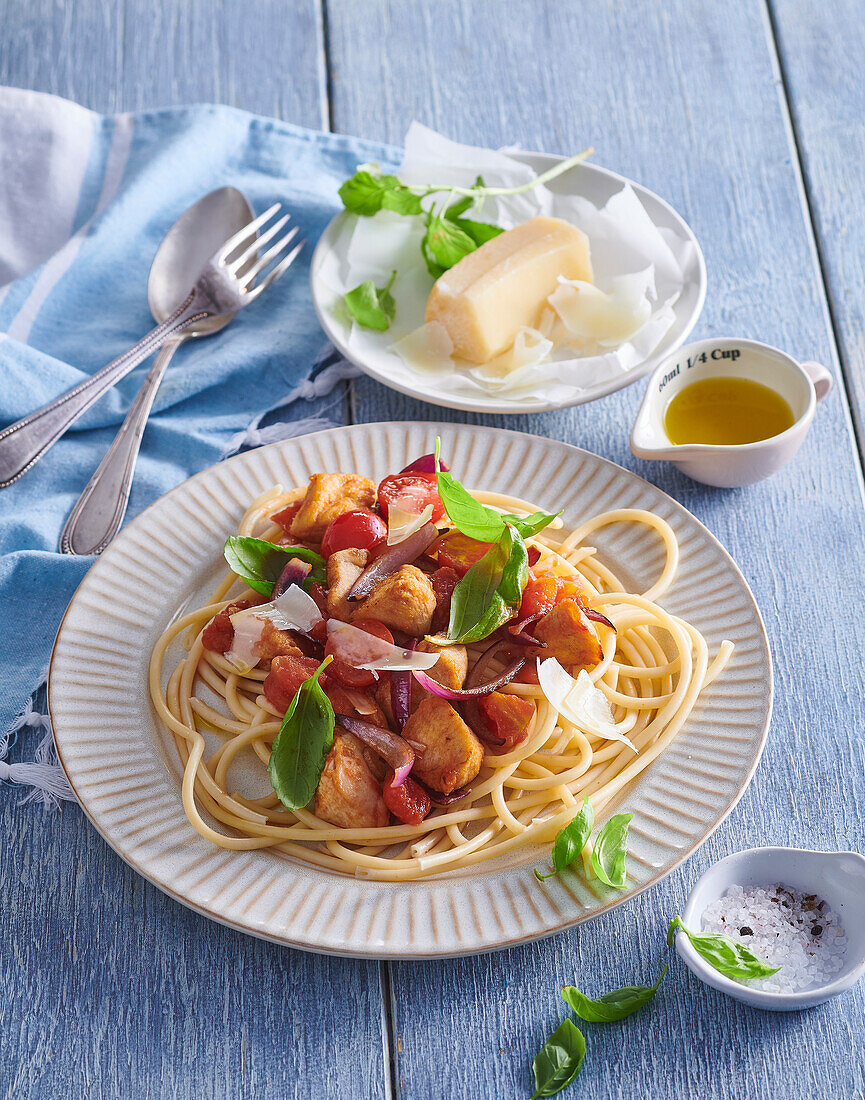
[49,424,772,958]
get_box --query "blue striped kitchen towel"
[0,86,398,791]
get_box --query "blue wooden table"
[2,2,864,1097]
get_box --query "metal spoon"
[58,187,254,556]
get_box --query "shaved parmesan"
[386,499,435,546]
[471,327,553,385]
[390,321,455,374]
[224,586,323,673]
[326,620,440,672]
[539,658,638,752]
[548,271,653,348]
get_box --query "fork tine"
[244,241,305,301]
[218,202,281,263]
[238,226,300,289]
[227,214,290,275]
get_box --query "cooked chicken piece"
[256,619,303,663]
[351,565,436,637]
[315,731,389,828]
[533,598,604,669]
[326,548,369,622]
[402,696,484,795]
[290,473,377,541]
[416,641,468,689]
[410,641,468,709]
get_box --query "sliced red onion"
[335,714,415,787]
[504,631,546,648]
[286,630,325,659]
[272,558,312,598]
[414,777,473,806]
[399,453,449,474]
[585,608,617,632]
[390,670,411,732]
[412,656,525,700]
[346,521,439,602]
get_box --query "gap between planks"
[762,0,865,483]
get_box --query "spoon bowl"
[147,186,254,330]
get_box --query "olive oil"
[664,376,795,446]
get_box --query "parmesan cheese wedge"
[425,216,593,363]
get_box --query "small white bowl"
[676,847,865,1010]
[630,338,833,487]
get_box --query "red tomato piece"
[308,581,329,617]
[383,773,432,825]
[556,578,588,608]
[320,509,388,558]
[201,599,256,654]
[263,654,324,712]
[377,472,446,523]
[519,576,560,620]
[325,618,395,689]
[430,531,492,576]
[430,566,460,634]
[271,501,301,536]
[477,691,536,752]
[513,659,541,685]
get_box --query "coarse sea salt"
[701,882,848,993]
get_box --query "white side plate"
[310,155,707,413]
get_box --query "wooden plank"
[327,2,865,1098]
[768,0,865,455]
[0,5,386,1100]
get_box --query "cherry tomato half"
[320,509,388,558]
[325,618,395,689]
[430,530,492,576]
[377,472,446,523]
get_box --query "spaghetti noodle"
[149,481,732,881]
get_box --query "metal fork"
[0,203,303,492]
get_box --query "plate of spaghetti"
[49,424,771,957]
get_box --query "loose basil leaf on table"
[561,964,668,1023]
[433,438,560,541]
[343,270,397,331]
[535,798,594,881]
[268,656,335,811]
[530,1018,586,1099]
[224,536,326,596]
[667,916,780,980]
[590,812,633,889]
[445,523,528,644]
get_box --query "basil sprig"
[667,916,780,980]
[561,964,667,1023]
[223,536,326,597]
[343,270,396,331]
[268,656,335,811]
[444,523,528,644]
[590,813,633,890]
[433,438,559,541]
[535,798,594,881]
[530,1019,586,1099]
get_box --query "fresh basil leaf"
[530,1018,586,1099]
[338,170,418,216]
[561,964,667,1023]
[421,214,478,277]
[343,271,397,331]
[451,216,504,246]
[535,798,594,881]
[590,812,633,889]
[381,187,424,216]
[223,536,326,596]
[443,193,475,221]
[446,524,528,644]
[667,916,780,979]
[433,438,559,541]
[268,656,335,810]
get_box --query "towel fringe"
[0,668,76,808]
